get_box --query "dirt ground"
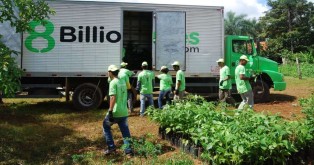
[253,77,314,119]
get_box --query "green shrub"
[147,95,314,164]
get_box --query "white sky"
[81,0,314,19]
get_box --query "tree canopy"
[259,0,314,61]
[0,0,54,97]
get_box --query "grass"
[0,99,196,164]
[279,63,314,78]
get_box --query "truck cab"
[225,35,286,102]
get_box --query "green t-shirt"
[157,73,173,91]
[108,78,128,117]
[235,65,252,94]
[176,70,185,92]
[219,65,232,90]
[137,70,154,94]
[118,72,129,84]
[108,68,132,85]
[119,68,133,77]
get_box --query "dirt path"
[253,77,314,118]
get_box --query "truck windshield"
[232,40,253,55]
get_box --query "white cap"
[142,61,148,66]
[160,66,167,71]
[216,58,224,63]
[171,61,180,66]
[120,62,128,67]
[240,55,249,61]
[108,65,119,72]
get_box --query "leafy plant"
[147,94,314,164]
[122,136,162,165]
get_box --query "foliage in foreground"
[147,95,314,164]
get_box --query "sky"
[83,0,314,19]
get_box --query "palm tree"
[224,11,248,35]
[225,11,262,38]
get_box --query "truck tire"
[72,83,103,110]
[252,80,270,103]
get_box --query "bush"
[147,95,314,164]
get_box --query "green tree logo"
[25,20,55,53]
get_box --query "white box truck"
[2,0,286,110]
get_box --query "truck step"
[15,94,62,98]
[22,84,61,89]
[16,88,63,98]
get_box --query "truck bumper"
[274,82,286,91]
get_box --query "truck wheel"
[252,80,270,103]
[72,83,103,110]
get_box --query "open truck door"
[155,11,186,70]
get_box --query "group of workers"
[217,55,254,109]
[103,60,185,156]
[103,55,255,156]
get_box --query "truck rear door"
[155,11,186,70]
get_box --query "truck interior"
[123,11,153,70]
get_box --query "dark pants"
[102,115,132,153]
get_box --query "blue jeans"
[238,90,254,110]
[127,90,133,111]
[158,90,171,109]
[102,115,132,153]
[140,94,154,115]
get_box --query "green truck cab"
[225,35,286,102]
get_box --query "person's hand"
[219,80,224,86]
[108,111,114,122]
[249,76,256,82]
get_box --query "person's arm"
[176,80,181,90]
[224,75,231,81]
[239,66,250,81]
[222,67,231,81]
[240,74,250,80]
[108,81,116,122]
[109,95,116,111]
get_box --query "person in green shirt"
[217,58,235,105]
[157,66,173,109]
[119,62,135,113]
[172,61,185,100]
[103,65,133,156]
[136,61,155,116]
[235,55,254,110]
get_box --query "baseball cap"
[171,61,180,66]
[108,65,119,72]
[240,55,249,61]
[120,62,128,67]
[160,66,168,71]
[216,58,224,63]
[142,61,148,66]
